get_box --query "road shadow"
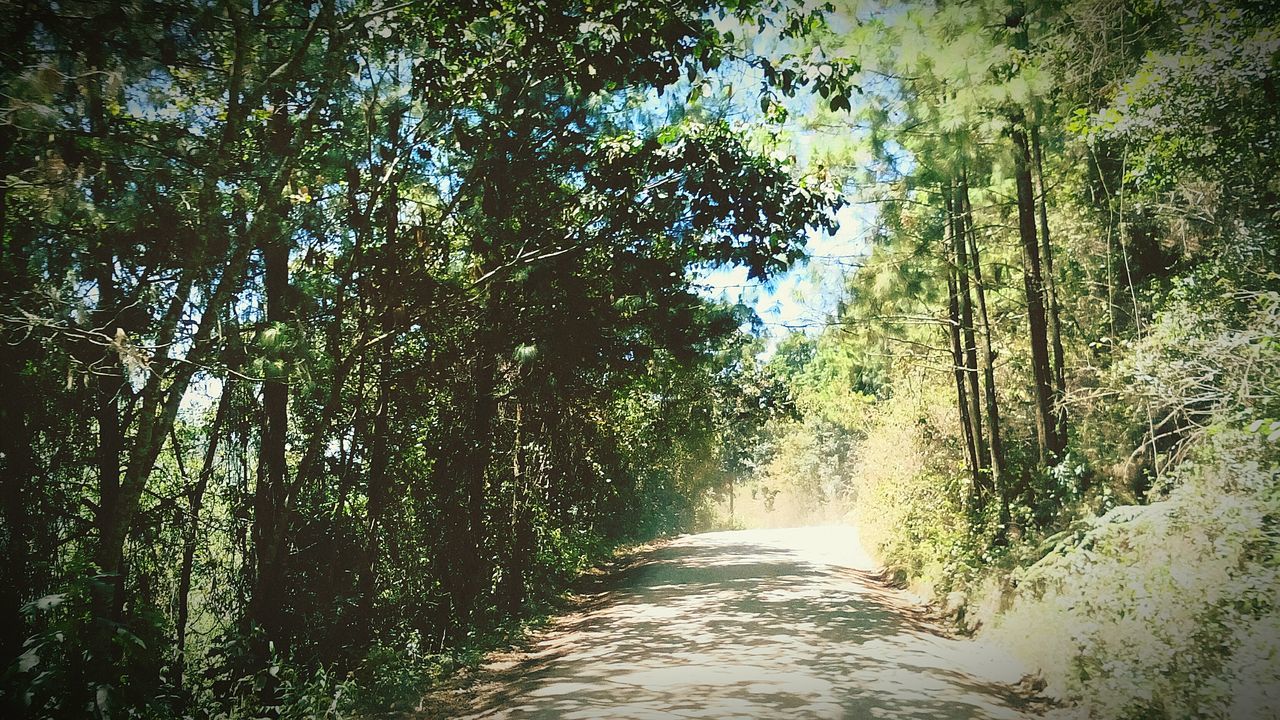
[435,531,1038,720]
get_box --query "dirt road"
[440,527,1040,719]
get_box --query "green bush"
[987,288,1280,717]
[847,379,972,596]
[993,431,1279,718]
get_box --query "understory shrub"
[988,289,1280,718]
[847,379,971,594]
[992,432,1279,718]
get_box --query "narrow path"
[432,527,1040,719]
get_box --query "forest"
[0,0,1276,718]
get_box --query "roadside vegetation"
[2,0,1276,718]
[0,0,837,716]
[727,1,1280,717]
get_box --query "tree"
[0,0,839,714]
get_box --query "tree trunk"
[450,132,519,627]
[1031,124,1067,448]
[441,295,499,631]
[90,12,337,669]
[1012,126,1060,472]
[92,254,128,630]
[249,80,303,657]
[250,229,290,647]
[960,174,1011,535]
[462,347,498,623]
[500,401,528,616]
[949,184,989,503]
[944,205,981,496]
[0,350,35,685]
[357,157,399,632]
[357,344,391,627]
[83,32,132,680]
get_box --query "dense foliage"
[726,0,1280,716]
[0,0,839,716]
[5,0,1277,717]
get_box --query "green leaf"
[30,594,65,611]
[513,343,538,364]
[18,649,39,672]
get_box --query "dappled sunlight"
[458,528,1032,719]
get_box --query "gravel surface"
[430,526,1043,719]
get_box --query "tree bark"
[949,183,989,503]
[1012,126,1060,472]
[944,197,981,496]
[357,147,400,631]
[960,174,1011,534]
[500,401,528,616]
[1031,124,1067,448]
[250,83,297,646]
[84,30,132,681]
[250,227,291,646]
[356,342,392,627]
[0,350,35,685]
[462,344,498,623]
[92,254,128,632]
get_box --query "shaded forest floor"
[408,527,1058,719]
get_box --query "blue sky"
[668,11,878,345]
[694,200,869,340]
